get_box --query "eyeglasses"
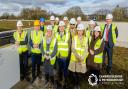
[70,24,75,25]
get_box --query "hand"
[33,44,39,48]
[15,41,19,47]
[90,49,94,55]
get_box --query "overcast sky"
[0,0,128,16]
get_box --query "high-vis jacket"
[55,31,70,58]
[42,37,57,65]
[70,35,88,63]
[13,30,28,54]
[30,30,43,54]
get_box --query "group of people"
[13,13,118,89]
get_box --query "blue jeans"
[58,57,68,80]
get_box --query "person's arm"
[115,27,118,38]
[94,40,104,55]
[50,41,57,58]
[29,36,33,48]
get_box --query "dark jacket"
[87,36,104,70]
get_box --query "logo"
[88,74,98,86]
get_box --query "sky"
[0,0,128,16]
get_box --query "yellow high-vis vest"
[101,24,117,44]
[70,35,88,63]
[42,37,57,65]
[94,39,103,63]
[55,31,70,58]
[13,30,28,54]
[31,30,43,54]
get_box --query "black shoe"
[31,78,36,84]
[25,77,30,82]
[20,76,24,81]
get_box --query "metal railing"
[0,27,33,47]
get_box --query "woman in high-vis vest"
[42,25,57,89]
[13,20,30,81]
[68,23,89,89]
[55,21,70,88]
[29,20,43,83]
[87,26,104,80]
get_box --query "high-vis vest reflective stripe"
[94,39,103,63]
[42,37,57,65]
[31,30,43,54]
[101,24,117,44]
[13,30,28,54]
[56,31,70,57]
[70,36,88,63]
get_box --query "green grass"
[0,21,33,32]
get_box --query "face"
[55,20,59,24]
[47,30,52,37]
[51,20,55,25]
[59,26,65,32]
[17,26,22,32]
[106,19,112,25]
[40,22,44,26]
[34,26,40,30]
[70,24,75,29]
[94,31,100,38]
[78,30,84,36]
[77,20,81,24]
[64,20,68,25]
[89,24,95,29]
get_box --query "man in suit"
[101,14,118,74]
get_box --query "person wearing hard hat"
[77,16,82,25]
[13,20,30,81]
[68,23,88,89]
[29,20,43,83]
[55,21,70,88]
[69,18,77,38]
[101,13,118,74]
[53,17,59,33]
[42,25,57,88]
[63,16,70,32]
[40,18,46,35]
[86,20,96,44]
[87,26,104,81]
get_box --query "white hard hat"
[70,18,76,24]
[17,20,23,27]
[94,26,101,32]
[77,23,85,31]
[63,16,68,20]
[106,14,113,19]
[77,16,82,21]
[59,21,65,26]
[47,25,53,30]
[50,15,55,20]
[89,20,95,25]
[55,17,59,21]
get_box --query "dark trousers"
[103,42,113,71]
[58,58,68,81]
[31,53,41,79]
[19,51,29,78]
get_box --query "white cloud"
[0,0,127,16]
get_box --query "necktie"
[106,25,109,42]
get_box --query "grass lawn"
[0,21,33,32]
